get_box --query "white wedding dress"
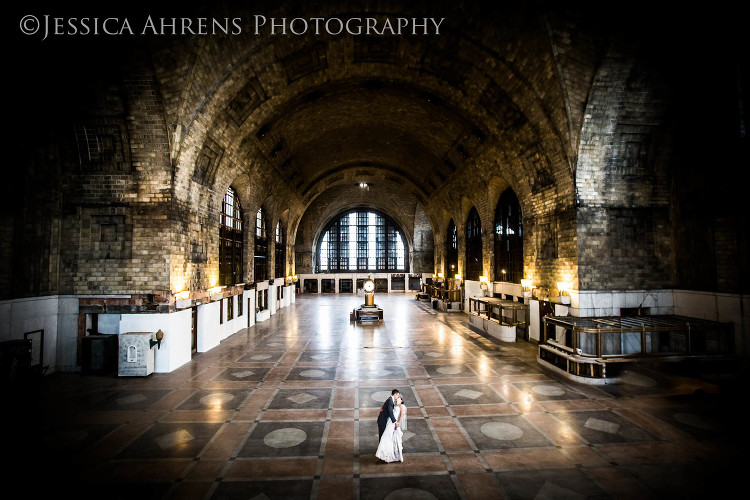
[375,404,407,462]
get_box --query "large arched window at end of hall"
[494,188,523,283]
[446,219,458,277]
[465,207,483,281]
[220,187,243,285]
[317,209,406,273]
[275,222,285,278]
[254,207,267,281]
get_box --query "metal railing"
[425,283,463,304]
[542,315,735,359]
[468,297,527,326]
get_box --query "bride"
[376,395,407,462]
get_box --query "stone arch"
[160,1,578,230]
[155,2,582,293]
[310,204,415,258]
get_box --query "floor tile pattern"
[7,294,747,499]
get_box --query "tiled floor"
[7,294,747,499]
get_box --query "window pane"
[320,232,329,271]
[396,231,404,269]
[494,189,523,283]
[275,222,285,278]
[317,210,406,273]
[220,188,243,285]
[256,209,262,237]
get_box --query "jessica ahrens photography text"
[19,14,447,40]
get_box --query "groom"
[377,389,400,440]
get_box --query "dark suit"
[377,396,397,440]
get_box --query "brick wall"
[575,42,675,291]
[5,1,746,301]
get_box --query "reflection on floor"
[7,294,747,499]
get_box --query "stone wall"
[411,203,434,273]
[4,0,746,304]
[575,42,674,291]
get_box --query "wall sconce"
[437,272,444,279]
[208,285,225,300]
[172,276,187,296]
[175,290,191,309]
[557,281,571,304]
[521,279,534,298]
[150,329,164,349]
[501,269,507,281]
[454,274,462,281]
[479,276,489,296]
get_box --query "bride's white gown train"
[375,405,407,462]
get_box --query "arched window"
[254,207,267,281]
[317,209,406,272]
[220,187,243,285]
[494,189,523,283]
[275,221,285,278]
[256,208,266,238]
[446,219,458,277]
[465,207,483,281]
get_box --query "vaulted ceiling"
[136,0,614,243]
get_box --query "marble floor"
[6,294,748,499]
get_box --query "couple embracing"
[375,389,408,463]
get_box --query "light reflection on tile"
[30,294,742,499]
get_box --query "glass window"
[220,187,243,285]
[316,209,407,272]
[254,207,267,281]
[494,189,523,283]
[275,222,285,278]
[255,208,266,238]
